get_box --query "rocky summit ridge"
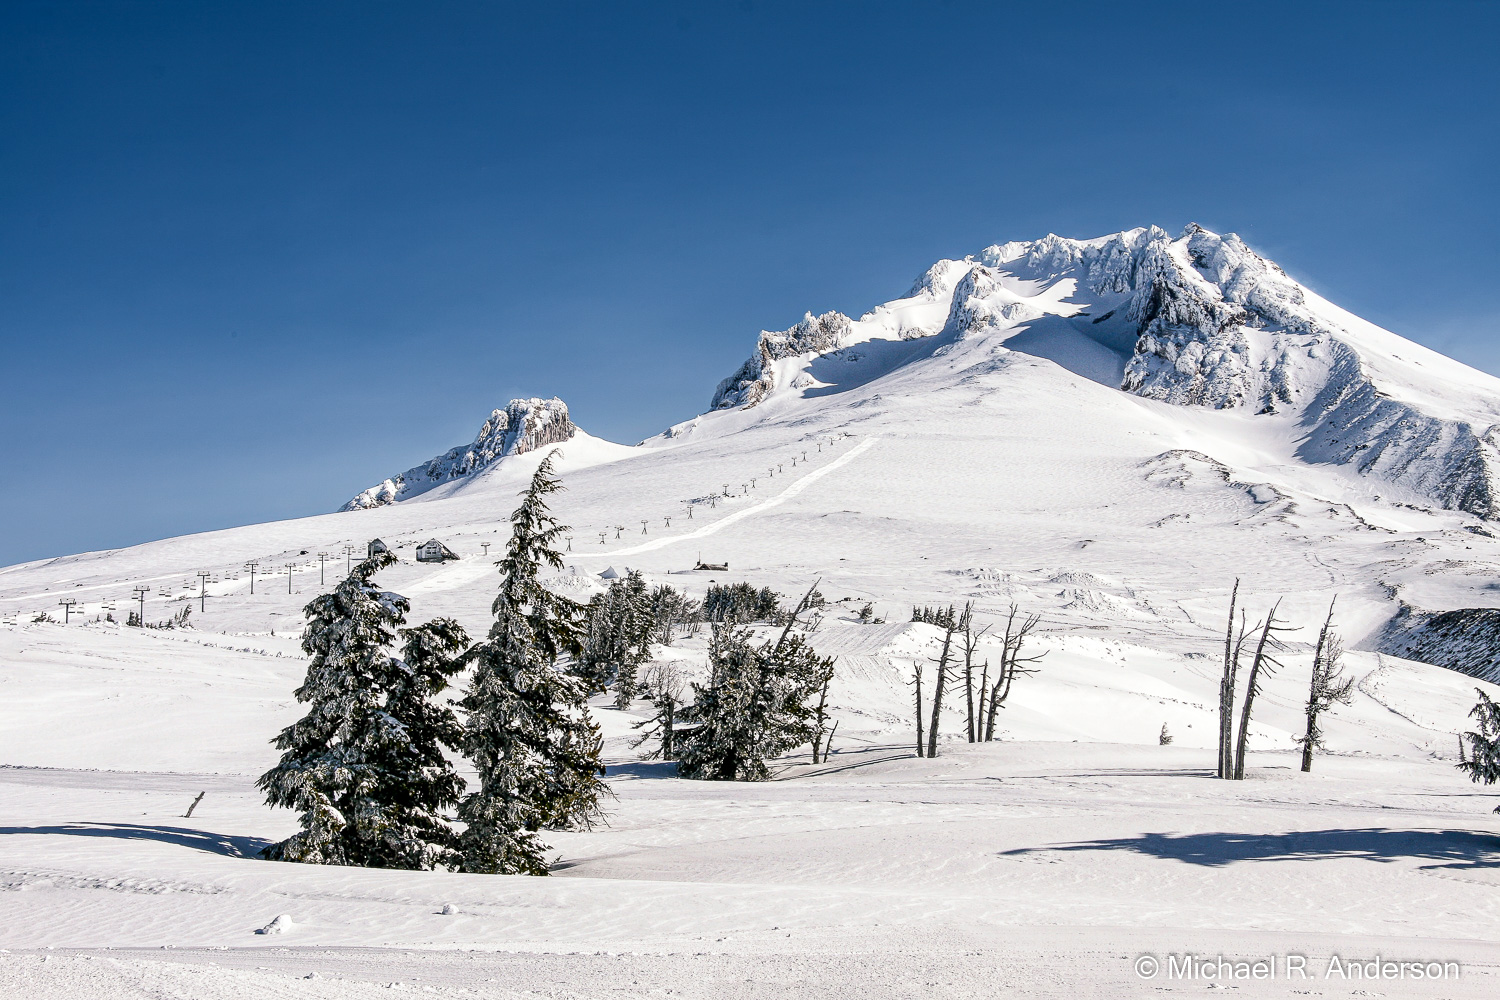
[711,224,1500,521]
[342,397,575,510]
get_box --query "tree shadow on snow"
[604,760,679,780]
[0,822,270,858]
[1001,828,1500,871]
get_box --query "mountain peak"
[341,397,576,511]
[703,225,1500,521]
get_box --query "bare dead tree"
[809,655,837,764]
[1298,598,1354,772]
[961,606,991,743]
[975,657,990,737]
[1217,580,1240,779]
[911,660,925,758]
[1233,600,1295,779]
[983,604,1044,742]
[632,663,687,761]
[926,606,963,757]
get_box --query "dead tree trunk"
[960,605,989,743]
[926,608,962,758]
[964,652,976,743]
[1217,581,1239,779]
[912,660,925,758]
[1234,601,1291,780]
[810,662,834,764]
[1299,598,1352,773]
[975,658,991,738]
[983,604,1043,742]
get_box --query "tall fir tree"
[367,618,470,868]
[258,551,467,869]
[458,455,609,875]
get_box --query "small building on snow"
[416,538,460,563]
[368,538,390,559]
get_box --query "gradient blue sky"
[3,0,1498,566]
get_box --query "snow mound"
[254,913,295,935]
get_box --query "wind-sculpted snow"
[710,223,1500,520]
[341,397,575,510]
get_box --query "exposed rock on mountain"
[711,311,855,409]
[709,224,1500,520]
[341,397,575,510]
[1379,605,1500,684]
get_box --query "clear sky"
[3,0,1497,566]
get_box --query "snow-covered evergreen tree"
[702,582,781,624]
[259,550,468,869]
[577,570,654,707]
[676,588,831,781]
[1458,688,1500,799]
[365,617,470,869]
[458,454,608,875]
[650,584,699,645]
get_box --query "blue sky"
[2,0,1497,566]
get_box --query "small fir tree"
[1458,688,1500,808]
[702,582,781,624]
[650,585,700,645]
[577,570,654,705]
[1296,601,1354,772]
[676,587,832,781]
[364,618,470,869]
[458,455,608,875]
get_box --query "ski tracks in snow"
[589,436,881,559]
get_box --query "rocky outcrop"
[341,397,575,510]
[711,311,854,409]
[1378,605,1500,684]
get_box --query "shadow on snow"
[1001,828,1500,870]
[0,822,270,858]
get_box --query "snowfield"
[5,225,1500,997]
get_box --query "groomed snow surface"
[7,226,1500,996]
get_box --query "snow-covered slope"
[342,397,580,510]
[712,225,1500,521]
[8,225,1500,994]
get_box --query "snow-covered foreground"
[2,619,1499,997]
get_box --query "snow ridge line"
[586,437,881,559]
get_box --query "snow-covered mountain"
[712,225,1500,521]
[342,397,579,510]
[7,222,1500,990]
